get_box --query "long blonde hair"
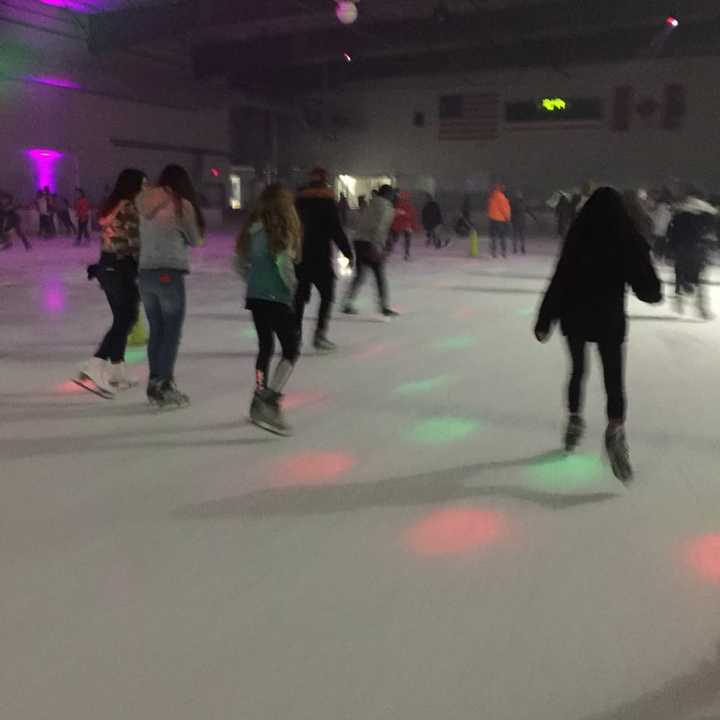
[236,183,302,262]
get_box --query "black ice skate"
[250,389,292,436]
[605,425,633,484]
[564,415,585,452]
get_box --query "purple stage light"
[26,75,82,90]
[39,0,94,11]
[26,148,64,191]
[42,279,66,314]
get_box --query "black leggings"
[566,337,626,421]
[250,300,300,385]
[95,258,140,363]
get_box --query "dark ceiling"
[87,0,720,94]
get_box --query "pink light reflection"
[27,75,82,90]
[42,278,66,314]
[405,507,507,557]
[26,148,63,191]
[686,534,720,583]
[272,451,356,487]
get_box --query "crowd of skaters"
[0,160,707,481]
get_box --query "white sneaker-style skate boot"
[109,362,139,390]
[74,357,115,399]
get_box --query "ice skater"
[421,194,443,248]
[668,187,717,320]
[534,187,662,483]
[74,189,92,246]
[343,184,399,318]
[0,193,32,251]
[74,169,145,399]
[294,167,354,353]
[137,164,205,409]
[388,191,419,261]
[487,182,511,257]
[235,184,302,436]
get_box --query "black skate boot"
[155,379,190,410]
[564,414,585,452]
[250,389,292,436]
[605,425,633,484]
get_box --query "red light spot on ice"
[282,391,329,411]
[453,307,478,320]
[56,381,83,394]
[273,451,356,487]
[353,343,387,360]
[405,508,506,557]
[686,534,720,582]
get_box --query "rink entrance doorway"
[335,174,395,208]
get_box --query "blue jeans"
[139,270,186,383]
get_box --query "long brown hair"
[236,183,302,261]
[157,164,206,234]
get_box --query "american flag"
[438,93,499,141]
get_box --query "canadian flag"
[611,85,686,132]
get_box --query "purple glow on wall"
[39,0,95,11]
[27,75,82,90]
[26,148,64,191]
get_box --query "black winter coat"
[296,183,353,272]
[536,188,662,343]
[668,203,715,285]
[421,200,443,230]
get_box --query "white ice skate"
[73,357,115,399]
[108,362,139,390]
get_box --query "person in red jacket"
[388,191,419,261]
[487,183,512,258]
[73,188,92,246]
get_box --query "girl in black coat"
[534,187,662,483]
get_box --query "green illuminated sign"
[541,97,568,112]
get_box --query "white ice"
[2,235,720,720]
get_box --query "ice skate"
[342,304,359,315]
[564,414,585,452]
[154,379,190,410]
[73,357,115,399]
[382,307,400,318]
[314,335,337,353]
[146,379,163,407]
[250,389,292,436]
[605,425,633,484]
[108,362,139,390]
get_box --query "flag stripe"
[439,93,499,142]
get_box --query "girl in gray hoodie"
[136,164,204,408]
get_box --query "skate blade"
[73,376,114,400]
[251,418,292,437]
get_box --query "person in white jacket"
[342,185,399,317]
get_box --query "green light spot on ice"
[435,335,476,351]
[240,327,256,339]
[409,417,480,445]
[125,348,146,365]
[525,453,604,491]
[395,375,453,395]
[515,306,535,318]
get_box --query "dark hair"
[75,188,85,197]
[101,168,145,218]
[157,164,206,234]
[378,184,394,199]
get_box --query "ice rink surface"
[2,234,720,720]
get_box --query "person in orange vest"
[487,182,512,258]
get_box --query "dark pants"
[425,227,440,248]
[139,270,186,382]
[39,214,55,237]
[76,220,90,245]
[346,240,389,310]
[512,223,526,254]
[1,213,31,249]
[250,300,300,385]
[390,230,412,258]
[489,220,509,257]
[95,258,140,363]
[294,265,335,340]
[58,210,76,235]
[566,336,625,421]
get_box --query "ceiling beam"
[194,0,720,80]
[87,0,329,54]
[228,18,720,92]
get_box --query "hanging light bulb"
[336,1,358,25]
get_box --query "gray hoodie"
[355,195,395,249]
[137,186,203,272]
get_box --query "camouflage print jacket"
[99,199,140,258]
